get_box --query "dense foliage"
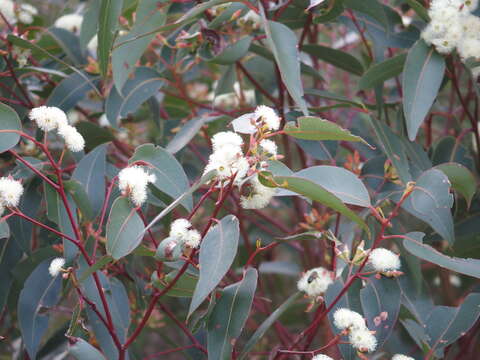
[0,0,479,359]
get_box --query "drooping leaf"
[304,88,365,108]
[176,0,230,23]
[112,0,169,91]
[360,277,401,348]
[72,144,107,218]
[166,116,211,154]
[69,338,106,360]
[0,102,22,153]
[64,179,95,221]
[76,122,115,151]
[435,162,476,207]
[0,236,22,312]
[80,0,101,50]
[106,67,164,126]
[405,0,430,22]
[207,268,258,360]
[344,0,388,29]
[188,215,240,317]
[358,53,406,90]
[210,36,252,65]
[284,116,371,146]
[403,232,480,279]
[302,44,364,75]
[18,259,62,359]
[129,143,192,210]
[152,270,198,297]
[403,40,445,141]
[47,27,86,65]
[98,0,124,78]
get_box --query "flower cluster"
[48,257,65,277]
[392,355,415,360]
[368,248,401,275]
[54,14,84,34]
[118,165,157,207]
[0,1,38,25]
[333,308,377,353]
[312,355,333,360]
[422,0,480,75]
[29,106,85,152]
[0,177,24,216]
[169,218,202,249]
[297,267,334,298]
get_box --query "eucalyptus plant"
[0,0,479,359]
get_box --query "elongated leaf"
[0,236,22,312]
[302,44,364,75]
[166,116,210,154]
[78,255,114,284]
[106,67,164,126]
[239,292,302,359]
[152,270,198,297]
[208,268,257,360]
[106,197,145,259]
[360,277,401,348]
[188,215,240,317]
[304,88,365,108]
[72,144,107,218]
[80,0,101,50]
[284,116,371,146]
[435,163,476,207]
[129,143,192,210]
[176,0,230,23]
[403,232,480,279]
[294,165,371,207]
[18,259,62,359]
[112,0,169,91]
[0,102,21,153]
[98,0,124,77]
[263,18,308,114]
[405,0,430,22]
[48,27,86,65]
[211,36,252,65]
[64,180,95,221]
[358,53,406,90]
[344,0,388,28]
[403,40,445,141]
[69,338,106,360]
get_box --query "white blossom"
[297,267,333,297]
[0,0,15,24]
[212,131,244,152]
[254,105,281,131]
[349,328,377,353]
[29,106,68,132]
[259,139,278,156]
[17,3,37,24]
[169,218,201,248]
[184,229,201,248]
[0,177,24,208]
[240,175,276,209]
[48,257,65,277]
[312,355,334,360]
[118,166,157,207]
[392,355,415,360]
[333,308,366,331]
[240,10,262,29]
[57,124,85,152]
[368,248,401,272]
[204,143,250,182]
[54,14,83,34]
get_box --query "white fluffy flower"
[368,248,401,272]
[54,14,83,34]
[349,328,377,353]
[0,177,24,208]
[312,355,334,360]
[0,0,15,24]
[204,143,250,182]
[297,267,333,297]
[254,105,281,130]
[48,257,65,277]
[118,166,157,207]
[212,131,243,152]
[259,139,278,156]
[240,175,276,209]
[240,10,262,28]
[392,355,415,360]
[17,3,37,24]
[169,218,201,248]
[184,230,201,248]
[57,124,85,152]
[333,308,366,331]
[29,106,68,132]
[214,92,239,108]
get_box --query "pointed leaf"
[302,44,364,75]
[98,0,124,77]
[358,53,407,90]
[435,162,476,207]
[0,102,21,153]
[69,338,106,360]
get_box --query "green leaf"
[344,0,388,28]
[403,40,445,141]
[263,18,308,114]
[188,215,240,317]
[152,270,198,297]
[211,36,252,65]
[106,197,145,260]
[76,122,115,151]
[106,67,164,126]
[302,44,364,75]
[398,169,454,244]
[0,218,9,239]
[47,27,86,65]
[69,338,106,360]
[18,259,62,359]
[304,88,365,108]
[98,0,124,78]
[176,0,230,23]
[112,0,169,91]
[284,116,370,146]
[129,143,192,210]
[80,0,101,50]
[207,268,258,360]
[64,180,95,221]
[360,277,401,348]
[264,174,369,234]
[405,0,430,22]
[78,255,114,284]
[72,144,107,218]
[294,165,371,207]
[313,0,345,23]
[0,102,21,153]
[435,163,476,207]
[239,292,302,359]
[46,71,100,112]
[166,115,210,154]
[403,232,480,279]
[358,53,407,90]
[0,236,22,312]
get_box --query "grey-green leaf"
[435,162,476,207]
[0,102,21,153]
[188,215,240,317]
[207,268,258,360]
[358,53,407,90]
[69,338,106,360]
[98,0,124,78]
[403,40,445,141]
[302,44,364,75]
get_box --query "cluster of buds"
[155,219,202,261]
